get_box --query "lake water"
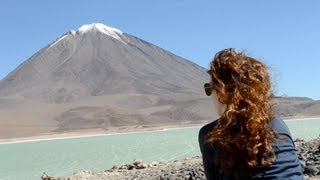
[1,118,320,180]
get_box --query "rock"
[133,159,147,169]
[149,162,158,167]
[301,160,306,171]
[295,138,305,142]
[305,165,320,176]
[41,172,55,180]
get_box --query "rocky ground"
[42,156,204,180]
[43,138,320,180]
[295,138,320,179]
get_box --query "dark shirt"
[198,117,304,180]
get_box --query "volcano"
[0,23,214,139]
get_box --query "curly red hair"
[206,48,277,177]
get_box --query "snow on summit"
[76,23,124,41]
[49,23,125,48]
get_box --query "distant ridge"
[0,23,319,139]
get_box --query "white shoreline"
[0,125,203,145]
[1,117,319,145]
[283,117,320,122]
[0,133,109,145]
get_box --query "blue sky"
[0,0,319,100]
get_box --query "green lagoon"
[1,118,319,180]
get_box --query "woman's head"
[206,48,276,177]
[208,48,272,108]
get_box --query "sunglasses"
[204,83,212,96]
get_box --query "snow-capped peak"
[75,23,123,41]
[48,23,125,49]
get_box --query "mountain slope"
[0,24,208,102]
[0,23,214,139]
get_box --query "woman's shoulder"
[269,117,292,137]
[198,119,219,143]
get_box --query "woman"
[199,48,303,179]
